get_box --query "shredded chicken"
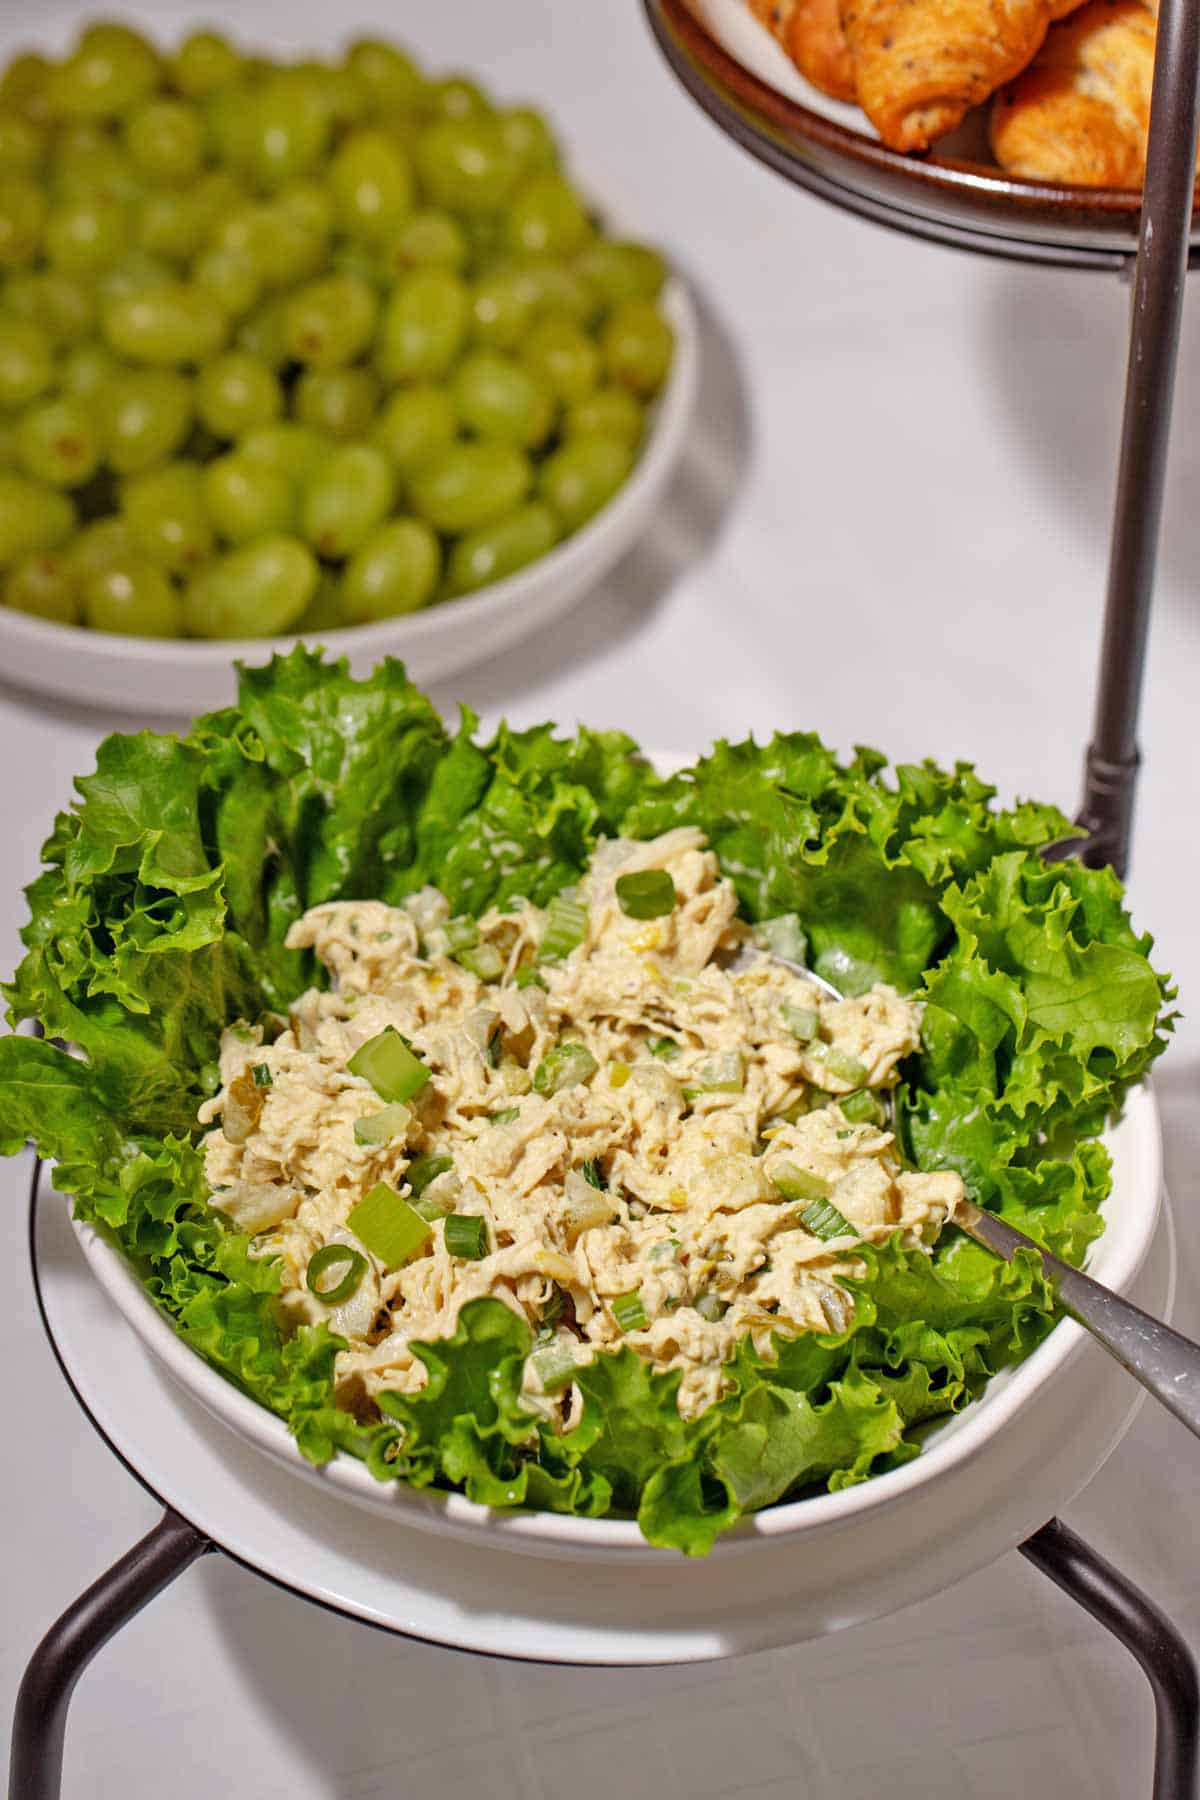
[199,829,963,1424]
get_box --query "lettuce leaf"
[0,650,1173,1552]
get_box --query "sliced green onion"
[581,1158,605,1190]
[251,1062,273,1087]
[540,1285,568,1328]
[648,1237,679,1263]
[305,1243,368,1305]
[458,941,504,982]
[486,1026,502,1068]
[648,1036,681,1060]
[407,1152,453,1197]
[531,1340,577,1393]
[444,1213,488,1260]
[611,1289,648,1331]
[489,1106,520,1125]
[770,1160,832,1203]
[515,966,547,990]
[533,1043,598,1096]
[353,1102,412,1147]
[839,1088,885,1125]
[442,916,479,954]
[608,1061,631,1088]
[539,889,587,961]
[800,1197,856,1241]
[615,869,676,919]
[348,1027,431,1104]
[694,1291,727,1323]
[348,1181,432,1269]
[818,1046,869,1086]
[683,1051,743,1101]
[780,1004,819,1042]
[756,914,808,964]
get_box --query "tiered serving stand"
[10,5,1200,1795]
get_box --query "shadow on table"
[981,265,1200,614]
[427,278,753,718]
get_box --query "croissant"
[990,0,1156,184]
[839,0,1088,150]
[748,0,857,102]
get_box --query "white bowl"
[69,1060,1163,1566]
[0,278,697,717]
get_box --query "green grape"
[301,443,395,558]
[190,168,247,236]
[283,274,378,368]
[84,556,182,636]
[292,569,348,633]
[104,369,193,474]
[344,41,429,115]
[409,441,532,533]
[204,454,296,544]
[0,271,91,344]
[196,352,283,438]
[277,180,336,241]
[522,315,600,404]
[430,76,491,121]
[452,351,555,448]
[446,500,558,596]
[204,81,259,176]
[565,386,645,445]
[124,99,206,183]
[48,29,160,121]
[246,71,332,188]
[331,240,385,288]
[17,397,102,487]
[0,473,75,565]
[575,240,668,307]
[386,209,468,275]
[0,317,53,409]
[0,109,43,175]
[343,517,439,621]
[96,250,173,307]
[469,267,538,351]
[370,385,458,477]
[45,194,129,274]
[0,417,18,466]
[506,173,591,258]
[67,516,135,583]
[240,423,331,484]
[497,107,558,175]
[506,256,600,326]
[3,550,79,623]
[330,130,414,242]
[135,189,206,263]
[236,296,291,370]
[413,117,518,214]
[378,268,469,382]
[0,174,48,266]
[184,535,318,637]
[104,283,229,366]
[294,366,379,440]
[215,204,325,290]
[296,62,369,133]
[51,130,141,207]
[194,246,262,318]
[539,433,633,532]
[0,55,52,125]
[602,298,675,397]
[170,32,243,101]
[122,462,214,571]
[60,342,119,400]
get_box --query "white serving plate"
[0,185,697,715]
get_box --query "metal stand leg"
[9,1509,213,1800]
[1021,1518,1200,1800]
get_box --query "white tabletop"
[3,2,1199,1795]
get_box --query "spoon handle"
[957,1200,1200,1440]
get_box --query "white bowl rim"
[0,278,698,673]
[70,1040,1162,1558]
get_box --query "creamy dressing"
[199,829,963,1423]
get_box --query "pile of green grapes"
[0,23,675,638]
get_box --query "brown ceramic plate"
[646,0,1200,269]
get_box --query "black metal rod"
[9,1509,212,1800]
[1081,0,1200,876]
[1021,1519,1200,1799]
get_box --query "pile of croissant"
[750,0,1158,184]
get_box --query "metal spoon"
[735,946,1200,1440]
